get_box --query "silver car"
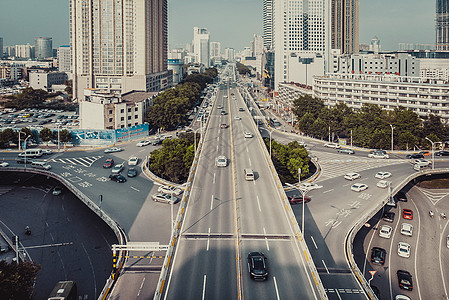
[152,193,179,204]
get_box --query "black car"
[127,167,137,177]
[152,139,162,146]
[370,247,386,265]
[16,157,34,164]
[436,150,449,156]
[395,191,407,202]
[239,107,244,112]
[247,252,268,281]
[383,211,395,223]
[109,174,127,183]
[397,270,413,291]
[406,153,424,159]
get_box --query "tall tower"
[331,0,359,54]
[70,0,169,100]
[437,0,449,51]
[263,0,273,50]
[35,37,53,59]
[192,27,210,67]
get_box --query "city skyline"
[0,0,435,52]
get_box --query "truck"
[47,281,77,300]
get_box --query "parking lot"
[0,108,79,130]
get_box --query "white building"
[210,42,221,58]
[57,45,71,73]
[192,27,210,68]
[15,44,34,59]
[80,89,157,129]
[313,74,449,121]
[263,0,273,50]
[225,48,235,62]
[70,0,170,100]
[29,70,68,92]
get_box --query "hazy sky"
[0,0,436,51]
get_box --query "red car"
[402,209,413,220]
[103,158,114,168]
[220,123,228,129]
[288,194,311,204]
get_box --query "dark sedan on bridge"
[247,252,268,281]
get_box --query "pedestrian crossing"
[45,156,103,168]
[313,151,406,182]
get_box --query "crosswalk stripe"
[46,156,103,168]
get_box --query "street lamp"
[259,127,274,157]
[425,137,435,170]
[23,135,31,168]
[285,168,308,235]
[193,128,202,154]
[57,124,61,152]
[18,131,26,151]
[389,124,394,152]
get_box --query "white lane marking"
[440,219,449,298]
[310,236,318,249]
[210,194,214,211]
[257,196,261,212]
[137,277,146,297]
[410,197,423,300]
[335,290,343,300]
[207,228,211,251]
[246,147,249,153]
[82,242,97,296]
[248,158,252,166]
[216,144,219,151]
[273,276,280,300]
[202,275,207,300]
[130,186,140,192]
[323,189,334,194]
[213,173,216,184]
[322,259,329,274]
[263,228,270,251]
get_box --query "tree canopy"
[0,260,41,299]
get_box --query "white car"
[379,225,392,239]
[351,183,368,192]
[376,180,390,189]
[216,156,227,167]
[234,116,241,120]
[375,171,392,179]
[136,140,151,147]
[105,147,123,153]
[324,143,341,149]
[344,172,361,181]
[157,185,183,196]
[400,223,413,237]
[111,163,124,174]
[42,149,53,154]
[152,193,178,204]
[397,242,411,258]
[299,182,323,190]
[128,156,139,166]
[368,151,389,159]
[0,162,9,167]
[244,132,253,138]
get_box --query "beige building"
[331,0,359,54]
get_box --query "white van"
[413,160,431,171]
[18,149,43,158]
[244,169,255,181]
[31,161,51,170]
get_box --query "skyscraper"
[70,0,170,100]
[263,0,273,50]
[35,37,53,59]
[58,45,72,73]
[0,37,3,58]
[331,0,359,54]
[437,0,449,51]
[192,27,210,67]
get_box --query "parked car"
[371,247,386,265]
[397,270,413,291]
[351,183,368,192]
[157,185,183,196]
[247,252,268,281]
[104,147,123,153]
[109,174,127,183]
[0,162,9,167]
[344,172,361,181]
[127,167,137,177]
[375,171,392,179]
[136,140,151,147]
[103,158,114,168]
[338,148,355,154]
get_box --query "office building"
[0,38,3,58]
[369,36,381,53]
[57,45,71,73]
[210,42,221,58]
[192,27,210,67]
[225,48,235,61]
[263,0,273,50]
[29,70,68,92]
[35,37,53,59]
[331,0,359,54]
[168,59,184,84]
[70,0,170,100]
[437,0,449,51]
[15,44,34,59]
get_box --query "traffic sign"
[369,271,376,276]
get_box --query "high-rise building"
[35,37,53,59]
[210,42,221,58]
[15,44,34,59]
[58,45,72,73]
[225,48,235,61]
[0,37,3,58]
[437,0,449,51]
[263,0,273,50]
[192,27,210,67]
[331,0,359,54]
[70,0,170,100]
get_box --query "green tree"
[57,129,73,144]
[0,260,41,299]
[311,118,328,139]
[298,113,315,135]
[291,95,324,120]
[0,128,16,147]
[39,128,53,145]
[398,131,418,151]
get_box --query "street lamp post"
[259,127,274,157]
[193,128,201,154]
[57,125,61,152]
[425,137,435,170]
[389,124,394,152]
[24,135,31,168]
[18,131,26,151]
[286,168,308,235]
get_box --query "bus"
[47,281,77,300]
[270,118,281,127]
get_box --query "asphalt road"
[0,172,117,299]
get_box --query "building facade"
[263,0,273,50]
[70,0,170,100]
[225,48,235,61]
[331,0,359,54]
[0,38,3,58]
[437,0,449,51]
[193,27,210,67]
[29,70,68,92]
[15,44,34,59]
[35,37,53,59]
[57,45,71,73]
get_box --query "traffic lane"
[241,239,318,300]
[0,175,117,299]
[165,228,237,299]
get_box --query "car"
[234,116,241,120]
[324,143,341,149]
[288,194,311,204]
[103,158,114,168]
[447,235,449,248]
[351,183,368,192]
[244,132,253,138]
[52,186,63,196]
[397,242,411,258]
[157,185,183,196]
[247,252,268,280]
[406,153,424,159]
[383,211,395,223]
[394,191,407,202]
[41,149,53,155]
[376,180,390,188]
[0,162,9,167]
[414,159,431,166]
[344,172,361,181]
[136,140,151,147]
[220,123,228,128]
[217,105,223,109]
[152,139,162,146]
[109,174,127,183]
[338,148,355,154]
[16,157,34,164]
[216,156,227,167]
[239,107,245,112]
[395,295,411,300]
[128,156,139,166]
[435,150,449,156]
[397,270,413,291]
[104,147,123,153]
[368,151,389,159]
[402,209,413,220]
[221,110,227,115]
[152,193,179,204]
[400,223,413,237]
[370,247,386,265]
[111,163,124,174]
[299,182,322,190]
[375,171,392,179]
[379,225,392,238]
[419,150,431,156]
[127,167,138,177]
